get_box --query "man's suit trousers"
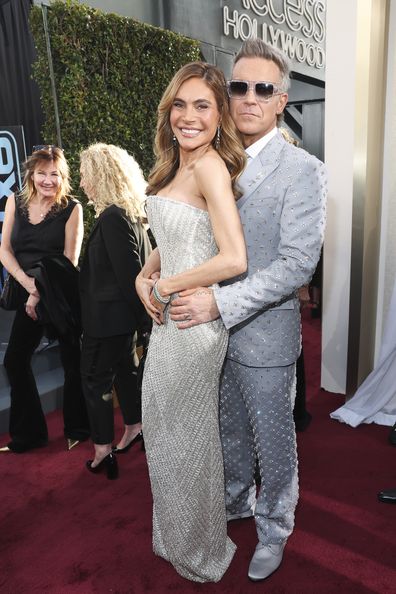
[219,358,298,545]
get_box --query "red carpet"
[1,312,395,593]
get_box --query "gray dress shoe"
[248,542,285,581]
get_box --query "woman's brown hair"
[21,146,71,208]
[147,62,246,198]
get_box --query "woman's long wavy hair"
[21,146,71,207]
[147,62,246,199]
[80,143,146,222]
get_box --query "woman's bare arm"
[64,202,84,266]
[157,154,247,297]
[0,195,38,296]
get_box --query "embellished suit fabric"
[142,196,235,583]
[215,131,327,545]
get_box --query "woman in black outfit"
[79,143,151,480]
[0,146,89,453]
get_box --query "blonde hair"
[280,127,299,146]
[80,143,146,222]
[21,146,71,207]
[147,61,246,198]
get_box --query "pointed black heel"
[86,452,119,480]
[112,431,144,454]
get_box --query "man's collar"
[245,127,278,162]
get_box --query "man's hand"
[298,286,310,309]
[169,287,220,329]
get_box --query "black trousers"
[3,307,90,452]
[293,347,312,431]
[80,333,141,445]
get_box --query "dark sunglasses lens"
[229,81,248,97]
[255,82,275,100]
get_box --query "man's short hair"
[234,39,291,91]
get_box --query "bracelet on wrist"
[153,280,170,305]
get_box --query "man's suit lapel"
[237,131,285,210]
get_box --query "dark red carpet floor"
[1,312,395,593]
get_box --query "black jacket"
[28,254,81,341]
[79,205,151,338]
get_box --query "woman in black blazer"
[79,143,151,479]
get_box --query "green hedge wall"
[30,0,200,233]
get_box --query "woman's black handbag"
[0,274,23,310]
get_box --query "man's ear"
[276,93,288,115]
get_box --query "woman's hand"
[25,294,40,321]
[14,269,39,297]
[136,273,163,325]
[149,279,168,324]
[23,275,39,297]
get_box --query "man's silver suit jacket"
[214,130,327,368]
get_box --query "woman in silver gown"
[136,62,247,582]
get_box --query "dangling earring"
[172,134,177,146]
[215,126,221,150]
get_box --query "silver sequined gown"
[142,196,236,582]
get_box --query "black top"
[11,195,78,271]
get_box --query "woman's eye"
[173,101,183,109]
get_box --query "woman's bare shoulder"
[4,193,16,212]
[194,149,228,179]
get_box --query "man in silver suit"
[170,39,327,581]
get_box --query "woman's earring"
[172,134,177,146]
[215,126,221,150]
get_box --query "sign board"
[80,1,326,81]
[222,0,325,80]
[0,126,26,285]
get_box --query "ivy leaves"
[30,0,200,241]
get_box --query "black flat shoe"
[389,422,396,446]
[294,411,312,432]
[378,488,396,504]
[112,431,144,454]
[4,440,48,453]
[86,453,118,480]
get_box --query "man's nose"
[244,88,257,104]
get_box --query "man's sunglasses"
[226,80,285,102]
[32,144,63,152]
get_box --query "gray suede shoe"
[248,542,285,581]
